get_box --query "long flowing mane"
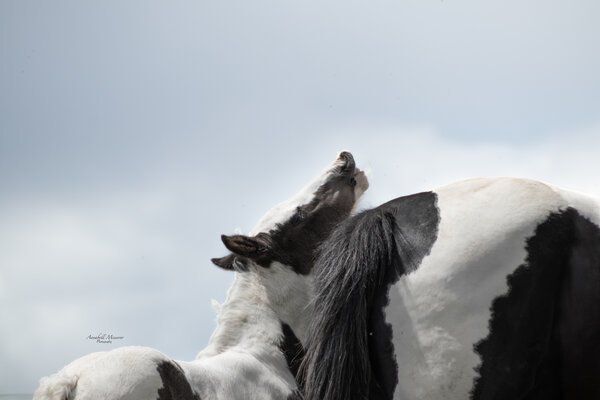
[301,192,439,400]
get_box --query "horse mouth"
[353,168,369,196]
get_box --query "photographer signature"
[87,333,124,344]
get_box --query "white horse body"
[37,347,177,400]
[34,152,368,400]
[302,176,600,400]
[36,275,297,400]
[34,268,299,400]
[388,178,599,400]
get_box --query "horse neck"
[197,264,312,359]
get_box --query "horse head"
[211,151,368,275]
[210,151,368,342]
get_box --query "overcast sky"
[1,0,599,393]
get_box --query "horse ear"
[221,234,271,259]
[211,254,236,270]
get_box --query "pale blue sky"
[1,0,599,393]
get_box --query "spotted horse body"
[302,177,600,400]
[33,152,369,400]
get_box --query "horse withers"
[34,151,368,400]
[302,177,600,400]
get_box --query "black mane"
[300,192,439,400]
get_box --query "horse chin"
[354,168,369,198]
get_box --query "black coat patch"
[472,208,600,399]
[280,322,305,379]
[558,211,600,398]
[156,360,201,400]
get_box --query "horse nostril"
[337,151,355,172]
[338,151,352,161]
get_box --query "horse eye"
[349,177,357,187]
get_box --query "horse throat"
[197,266,312,360]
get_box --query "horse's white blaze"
[386,178,572,400]
[251,155,368,236]
[253,156,343,235]
[250,173,329,235]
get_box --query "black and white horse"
[302,177,600,400]
[34,152,368,400]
